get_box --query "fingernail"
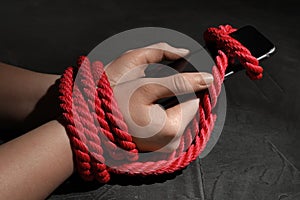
[199,73,214,85]
[176,48,190,54]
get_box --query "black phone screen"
[149,25,276,108]
[229,25,275,60]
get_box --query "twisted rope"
[58,25,262,183]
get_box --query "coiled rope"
[58,25,263,183]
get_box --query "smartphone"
[225,25,276,77]
[146,25,276,108]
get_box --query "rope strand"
[58,25,262,182]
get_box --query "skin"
[0,62,59,131]
[0,42,213,199]
[0,121,73,200]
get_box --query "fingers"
[143,42,190,62]
[105,42,189,87]
[136,72,214,104]
[158,98,200,152]
[132,99,199,152]
[123,71,210,152]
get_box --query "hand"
[105,43,213,152]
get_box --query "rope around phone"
[58,25,263,183]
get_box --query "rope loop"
[58,25,263,183]
[204,25,263,79]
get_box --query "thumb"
[138,72,214,103]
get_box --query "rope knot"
[58,24,263,183]
[204,25,263,80]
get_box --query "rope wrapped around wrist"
[58,25,263,183]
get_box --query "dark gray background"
[0,0,299,199]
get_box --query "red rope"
[58,25,263,183]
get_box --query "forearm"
[0,120,73,200]
[0,62,61,130]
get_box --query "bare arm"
[0,42,213,199]
[0,120,73,200]
[0,62,60,131]
[0,64,69,199]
